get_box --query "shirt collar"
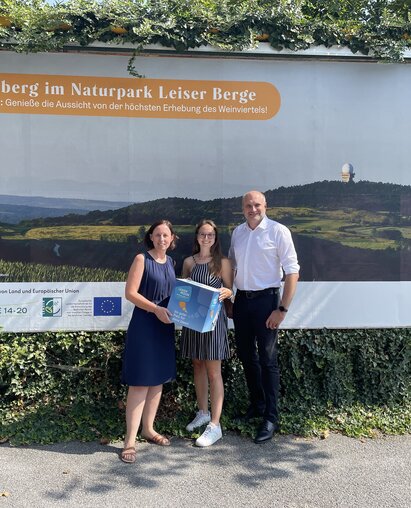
[246,214,269,232]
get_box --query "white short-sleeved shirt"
[229,215,300,291]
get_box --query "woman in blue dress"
[181,219,233,447]
[121,220,177,464]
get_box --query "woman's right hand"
[154,305,173,324]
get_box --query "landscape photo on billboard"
[1,52,411,285]
[1,178,411,284]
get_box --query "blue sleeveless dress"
[122,252,176,386]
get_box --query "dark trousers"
[233,289,280,424]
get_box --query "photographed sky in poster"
[1,52,410,203]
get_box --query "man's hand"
[265,309,286,329]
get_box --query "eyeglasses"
[198,233,216,239]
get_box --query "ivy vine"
[0,0,410,77]
[1,329,410,444]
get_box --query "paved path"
[1,433,410,507]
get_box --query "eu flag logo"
[93,297,122,316]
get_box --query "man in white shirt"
[229,190,299,443]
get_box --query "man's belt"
[236,288,279,299]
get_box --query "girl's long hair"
[192,219,223,276]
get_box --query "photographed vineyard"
[0,260,126,283]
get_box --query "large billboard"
[1,49,411,331]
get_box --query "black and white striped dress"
[180,260,230,360]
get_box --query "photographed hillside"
[1,181,411,281]
[8,180,411,227]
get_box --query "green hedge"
[0,328,410,444]
[1,1,410,64]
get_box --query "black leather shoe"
[234,406,264,423]
[254,420,279,443]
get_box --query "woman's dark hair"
[144,220,178,250]
[192,219,223,276]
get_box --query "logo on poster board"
[93,297,122,316]
[42,297,62,317]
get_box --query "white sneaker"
[195,423,222,447]
[186,411,211,432]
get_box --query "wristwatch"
[278,305,288,313]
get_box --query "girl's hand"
[219,287,233,302]
[154,306,173,324]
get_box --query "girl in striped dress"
[181,219,233,447]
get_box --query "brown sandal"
[142,433,170,446]
[120,447,136,463]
